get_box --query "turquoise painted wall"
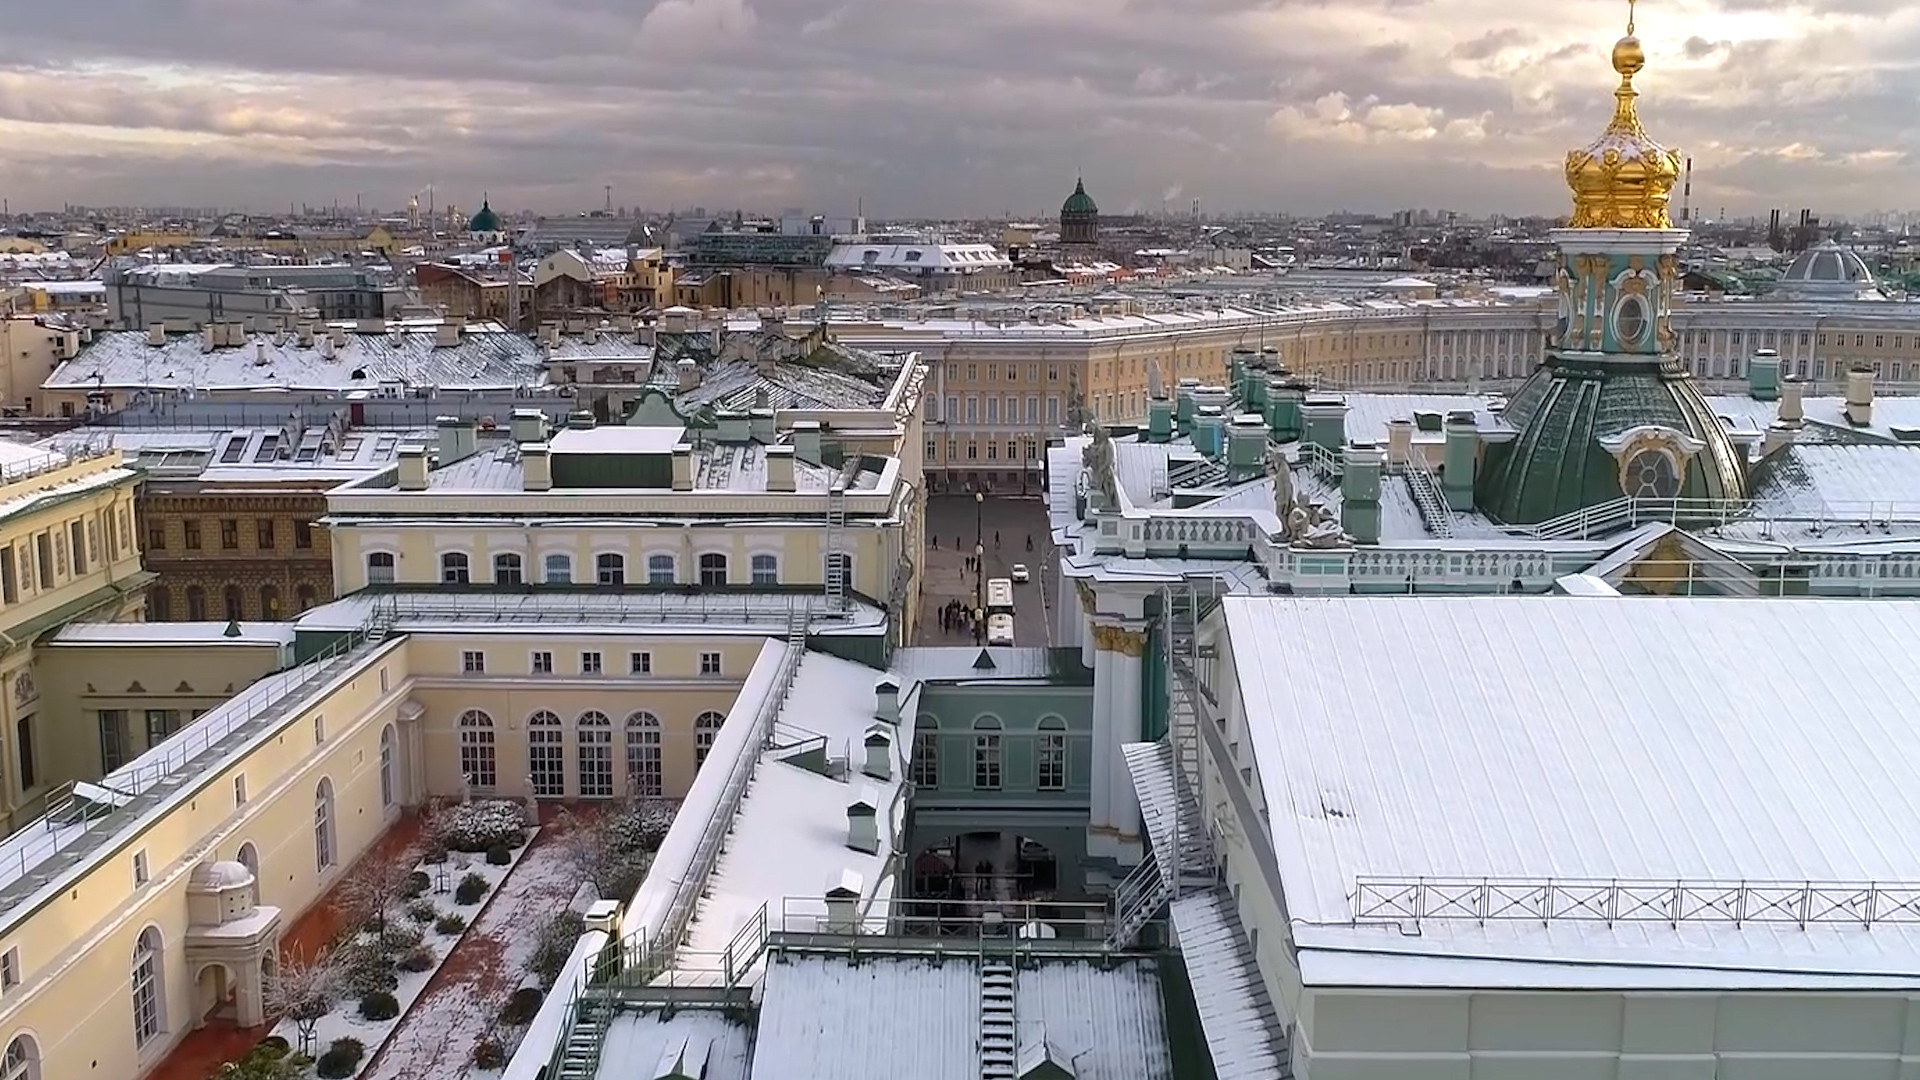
[909,683,1094,803]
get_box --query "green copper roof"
[1061,179,1098,217]
[1477,356,1750,524]
[468,199,501,233]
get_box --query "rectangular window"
[312,715,326,745]
[257,520,275,549]
[581,651,603,675]
[98,710,128,772]
[34,533,50,585]
[220,519,239,550]
[146,523,165,552]
[183,519,202,550]
[531,651,553,674]
[700,651,722,676]
[973,731,1002,790]
[630,651,652,675]
[133,850,150,886]
[1037,731,1067,791]
[295,520,313,549]
[911,731,938,787]
[145,709,181,749]
[0,947,17,992]
[462,650,486,674]
[69,521,86,575]
[234,775,247,806]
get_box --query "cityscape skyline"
[0,0,1915,219]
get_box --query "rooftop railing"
[1354,876,1920,930]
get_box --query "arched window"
[440,553,470,584]
[646,554,675,585]
[543,553,572,585]
[625,712,662,797]
[698,553,728,587]
[825,552,853,592]
[1036,716,1068,791]
[313,779,335,871]
[528,711,564,797]
[223,584,243,621]
[576,711,613,798]
[972,717,1002,791]
[236,841,259,878]
[457,710,496,789]
[296,584,317,612]
[379,724,397,808]
[185,585,206,621]
[131,927,165,1047]
[693,711,725,771]
[4,1034,39,1080]
[749,554,779,586]
[366,551,396,585]
[260,584,281,620]
[910,715,939,787]
[493,553,523,585]
[596,553,625,586]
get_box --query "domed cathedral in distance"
[1477,0,1751,524]
[1060,176,1100,245]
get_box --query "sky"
[0,0,1915,220]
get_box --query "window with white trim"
[625,712,662,796]
[694,711,725,770]
[577,711,613,797]
[528,711,565,797]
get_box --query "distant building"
[1060,178,1100,245]
[104,264,404,329]
[822,240,1015,293]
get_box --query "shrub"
[421,842,449,865]
[605,799,678,855]
[454,871,489,906]
[526,910,588,987]
[485,843,512,866]
[255,1035,292,1057]
[499,986,544,1025]
[220,1045,312,1079]
[337,940,398,997]
[401,870,431,899]
[471,1035,507,1070]
[316,1036,365,1077]
[406,899,438,924]
[380,921,425,954]
[397,944,435,973]
[440,800,528,852]
[434,913,468,935]
[358,989,400,1021]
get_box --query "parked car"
[1011,564,1030,584]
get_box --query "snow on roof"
[49,621,294,647]
[1225,595,1920,988]
[751,956,1173,1080]
[549,426,686,456]
[594,1010,752,1080]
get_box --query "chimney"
[1779,375,1806,424]
[749,407,776,444]
[523,442,552,491]
[791,420,823,464]
[846,792,880,855]
[1340,442,1384,545]
[254,340,269,365]
[510,407,546,444]
[1746,350,1781,402]
[1174,378,1200,434]
[328,326,347,349]
[434,321,462,348]
[1441,412,1479,510]
[1146,397,1172,443]
[1846,366,1875,427]
[1300,396,1348,456]
[396,444,429,491]
[873,675,900,724]
[318,334,336,361]
[296,322,315,348]
[584,325,600,345]
[862,729,893,781]
[201,324,217,352]
[1191,406,1224,458]
[1762,420,1798,456]
[1226,414,1266,482]
[671,443,694,491]
[567,410,596,431]
[716,411,750,443]
[765,445,796,492]
[146,322,166,347]
[359,318,387,334]
[676,358,699,391]
[436,415,478,466]
[1267,380,1306,442]
[540,323,561,348]
[824,871,862,934]
[1386,418,1414,469]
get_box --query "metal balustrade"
[1354,877,1920,929]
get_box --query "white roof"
[49,622,294,647]
[548,425,685,455]
[1224,595,1920,989]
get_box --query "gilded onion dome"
[1563,1,1683,229]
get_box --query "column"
[1088,622,1147,865]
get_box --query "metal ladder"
[825,481,848,610]
[1402,461,1455,539]
[977,952,1019,1080]
[1106,848,1169,949]
[552,993,611,1080]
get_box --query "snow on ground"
[363,830,587,1079]
[271,838,532,1076]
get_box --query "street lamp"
[974,543,986,644]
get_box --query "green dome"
[1477,355,1750,525]
[1061,179,1098,217]
[468,199,501,233]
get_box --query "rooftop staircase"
[978,954,1019,1080]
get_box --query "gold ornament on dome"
[1563,0,1684,230]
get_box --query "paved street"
[916,495,1057,647]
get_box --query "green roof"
[1061,179,1098,217]
[468,199,501,233]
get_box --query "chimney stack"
[873,675,900,724]
[862,729,893,781]
[846,792,879,854]
[510,407,547,444]
[791,420,823,465]
[1441,412,1479,511]
[671,443,694,491]
[436,415,478,466]
[146,323,166,347]
[1846,366,1875,427]
[1761,420,1798,456]
[201,324,217,352]
[396,444,429,491]
[434,321,462,348]
[295,321,315,348]
[765,445,796,492]
[522,442,552,491]
[824,872,862,934]
[1779,375,1806,424]
[749,407,776,444]
[1386,418,1414,469]
[677,358,700,391]
[328,326,347,349]
[1340,442,1384,545]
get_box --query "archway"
[195,962,236,1025]
[910,832,1065,933]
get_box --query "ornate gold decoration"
[1564,0,1683,230]
[1091,623,1148,658]
[1074,579,1097,613]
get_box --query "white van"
[985,613,1015,646]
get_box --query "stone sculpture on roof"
[1081,423,1118,507]
[1265,443,1295,520]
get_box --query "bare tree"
[552,805,657,902]
[264,949,340,1056]
[332,855,411,941]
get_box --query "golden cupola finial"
[1564,0,1683,229]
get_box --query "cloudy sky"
[0,0,1913,219]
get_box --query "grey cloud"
[1,0,1917,217]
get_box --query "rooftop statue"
[1081,423,1118,507]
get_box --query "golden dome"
[1564,1,1682,230]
